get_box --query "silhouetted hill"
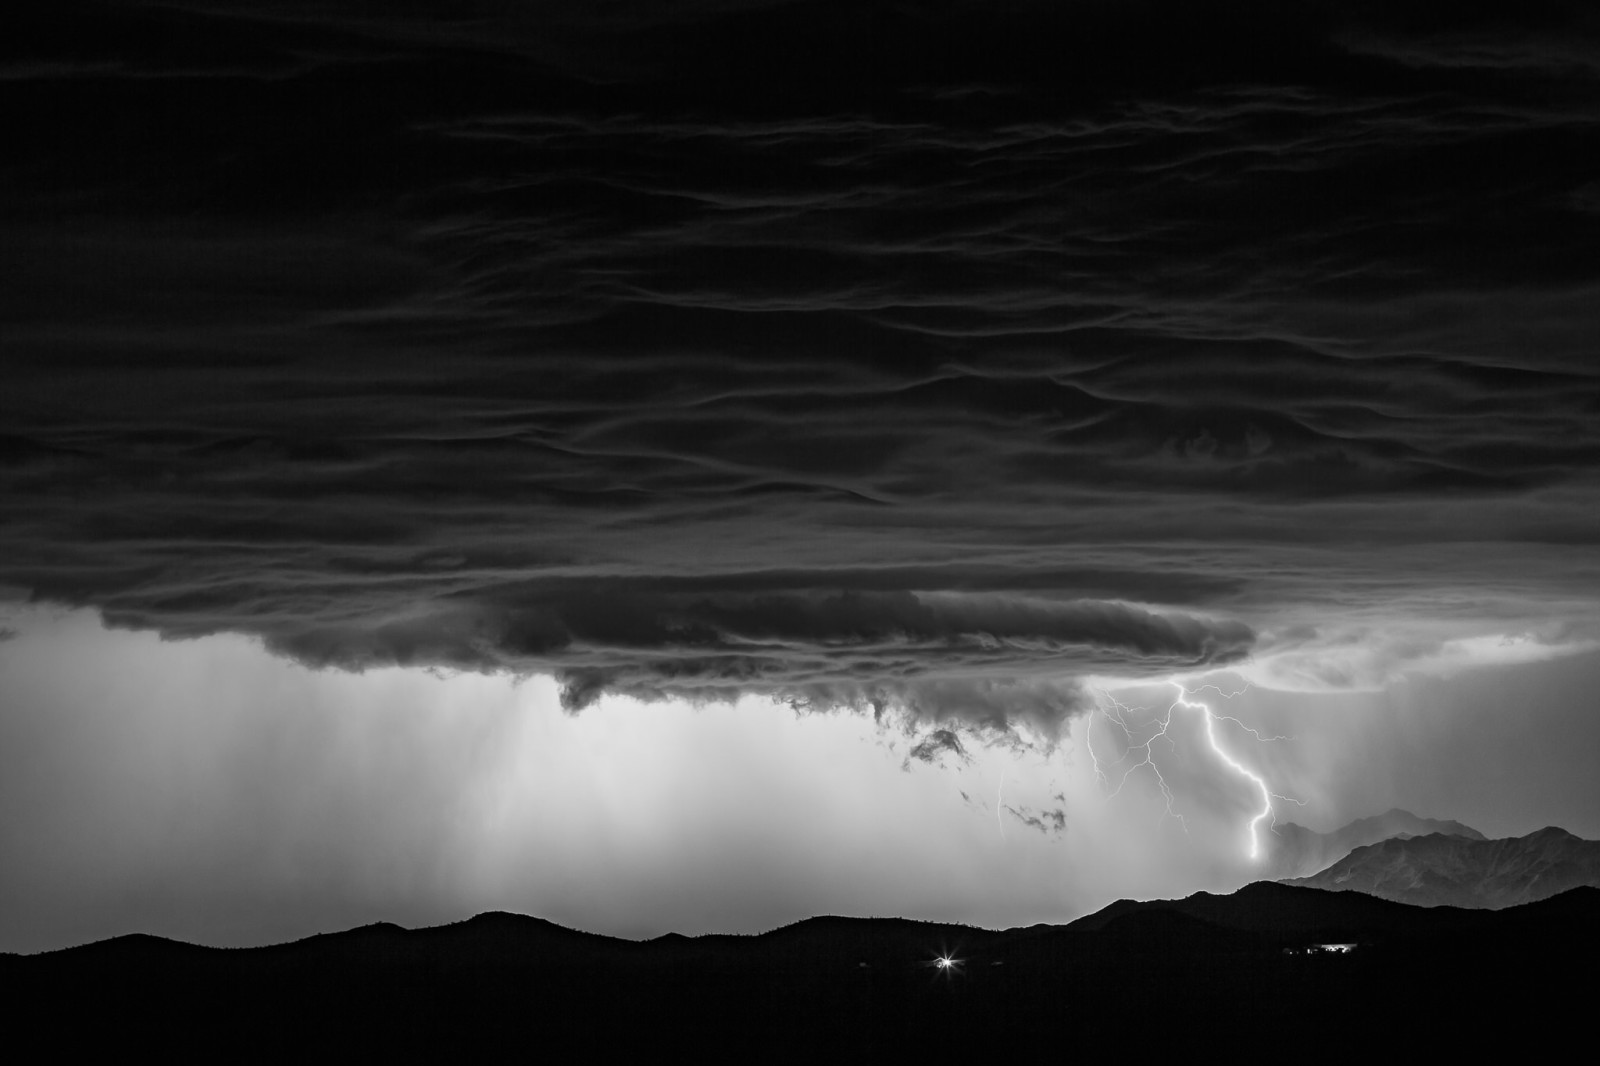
[1263,808,1485,879]
[5,884,1596,1060]
[1284,826,1600,908]
[1074,879,1470,941]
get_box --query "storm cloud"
[905,728,968,768]
[5,1,1600,729]
[1006,806,1068,836]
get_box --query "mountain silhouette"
[1284,826,1600,908]
[6,882,1595,1060]
[1262,807,1485,880]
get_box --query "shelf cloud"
[5,0,1600,734]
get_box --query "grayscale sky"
[3,0,1599,952]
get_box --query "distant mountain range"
[6,882,1596,1059]
[1283,826,1600,908]
[4,808,1592,1056]
[1262,807,1485,880]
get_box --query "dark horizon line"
[14,869,1596,958]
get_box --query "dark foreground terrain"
[6,883,1594,1061]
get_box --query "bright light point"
[937,956,953,969]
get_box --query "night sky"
[4,0,1599,953]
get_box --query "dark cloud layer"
[5,1,1600,725]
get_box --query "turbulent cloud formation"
[905,729,968,768]
[5,1,1600,729]
[257,592,1252,713]
[1006,806,1068,836]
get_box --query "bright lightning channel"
[1170,684,1275,859]
[996,767,1008,840]
[1086,681,1300,860]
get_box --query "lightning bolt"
[1086,681,1300,860]
[1170,684,1281,860]
[996,767,1008,840]
[1185,682,1291,743]
[1087,687,1186,830]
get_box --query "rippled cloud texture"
[5,1,1600,732]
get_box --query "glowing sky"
[3,603,1597,954]
[4,0,1600,951]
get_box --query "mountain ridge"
[1283,825,1600,908]
[7,882,1595,1058]
[1262,807,1486,880]
[11,878,1594,960]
